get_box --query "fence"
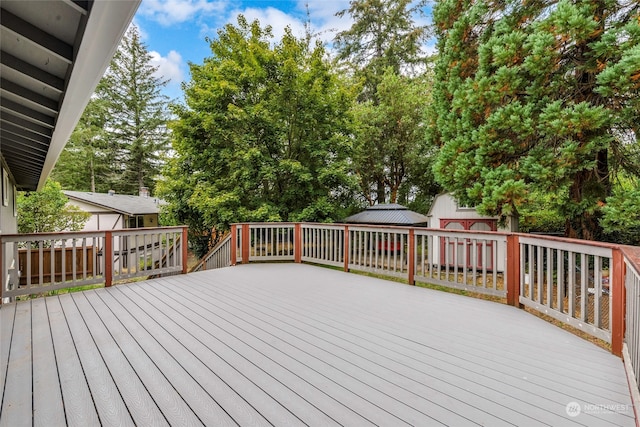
[1,226,188,301]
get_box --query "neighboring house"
[64,189,164,231]
[0,1,140,285]
[428,193,515,272]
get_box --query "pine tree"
[54,25,170,195]
[430,0,640,240]
[334,0,436,206]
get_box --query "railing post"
[104,231,113,287]
[230,225,237,266]
[408,228,415,285]
[611,248,625,357]
[294,223,302,263]
[181,227,188,275]
[343,225,350,272]
[506,234,521,307]
[241,224,250,264]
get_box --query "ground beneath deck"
[0,263,636,426]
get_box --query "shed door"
[440,219,497,269]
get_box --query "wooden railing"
[191,233,233,272]
[1,226,188,302]
[165,221,640,400]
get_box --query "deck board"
[0,263,637,426]
[31,298,65,427]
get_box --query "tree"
[352,69,437,204]
[51,93,110,192]
[335,0,430,102]
[158,17,358,256]
[54,25,170,195]
[101,25,170,194]
[18,181,90,234]
[429,0,640,240]
[335,0,437,206]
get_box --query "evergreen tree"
[335,0,430,102]
[430,0,640,240]
[335,0,436,206]
[51,92,110,192]
[55,25,170,195]
[101,25,170,195]
[158,17,358,256]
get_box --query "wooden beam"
[408,229,415,285]
[0,51,65,91]
[181,227,188,275]
[343,226,350,272]
[611,248,625,357]
[241,224,250,264]
[0,98,56,127]
[294,223,302,263]
[0,78,59,113]
[230,225,237,266]
[506,234,521,307]
[104,231,112,287]
[0,9,74,63]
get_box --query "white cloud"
[228,7,307,42]
[149,50,185,86]
[140,0,227,26]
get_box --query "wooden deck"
[0,264,636,426]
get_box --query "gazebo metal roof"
[343,204,429,226]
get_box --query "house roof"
[0,0,140,191]
[64,191,164,216]
[343,204,429,225]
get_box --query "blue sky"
[132,0,433,101]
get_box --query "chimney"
[139,187,149,198]
[108,190,115,196]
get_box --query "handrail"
[0,226,188,302]
[191,232,232,272]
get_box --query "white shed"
[428,193,513,272]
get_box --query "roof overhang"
[0,0,140,191]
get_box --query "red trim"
[104,231,113,287]
[506,235,521,307]
[611,249,625,357]
[230,225,237,266]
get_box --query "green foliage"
[352,69,439,204]
[53,25,169,195]
[158,17,358,256]
[335,0,430,102]
[430,0,640,240]
[335,0,439,208]
[601,178,640,244]
[51,95,110,192]
[17,181,90,234]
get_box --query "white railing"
[197,222,637,359]
[348,226,409,279]
[248,223,295,261]
[192,233,233,272]
[518,235,613,343]
[414,229,507,297]
[1,231,104,299]
[1,227,187,301]
[624,250,640,396]
[111,227,185,281]
[302,223,345,267]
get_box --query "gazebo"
[343,203,429,226]
[343,204,429,253]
